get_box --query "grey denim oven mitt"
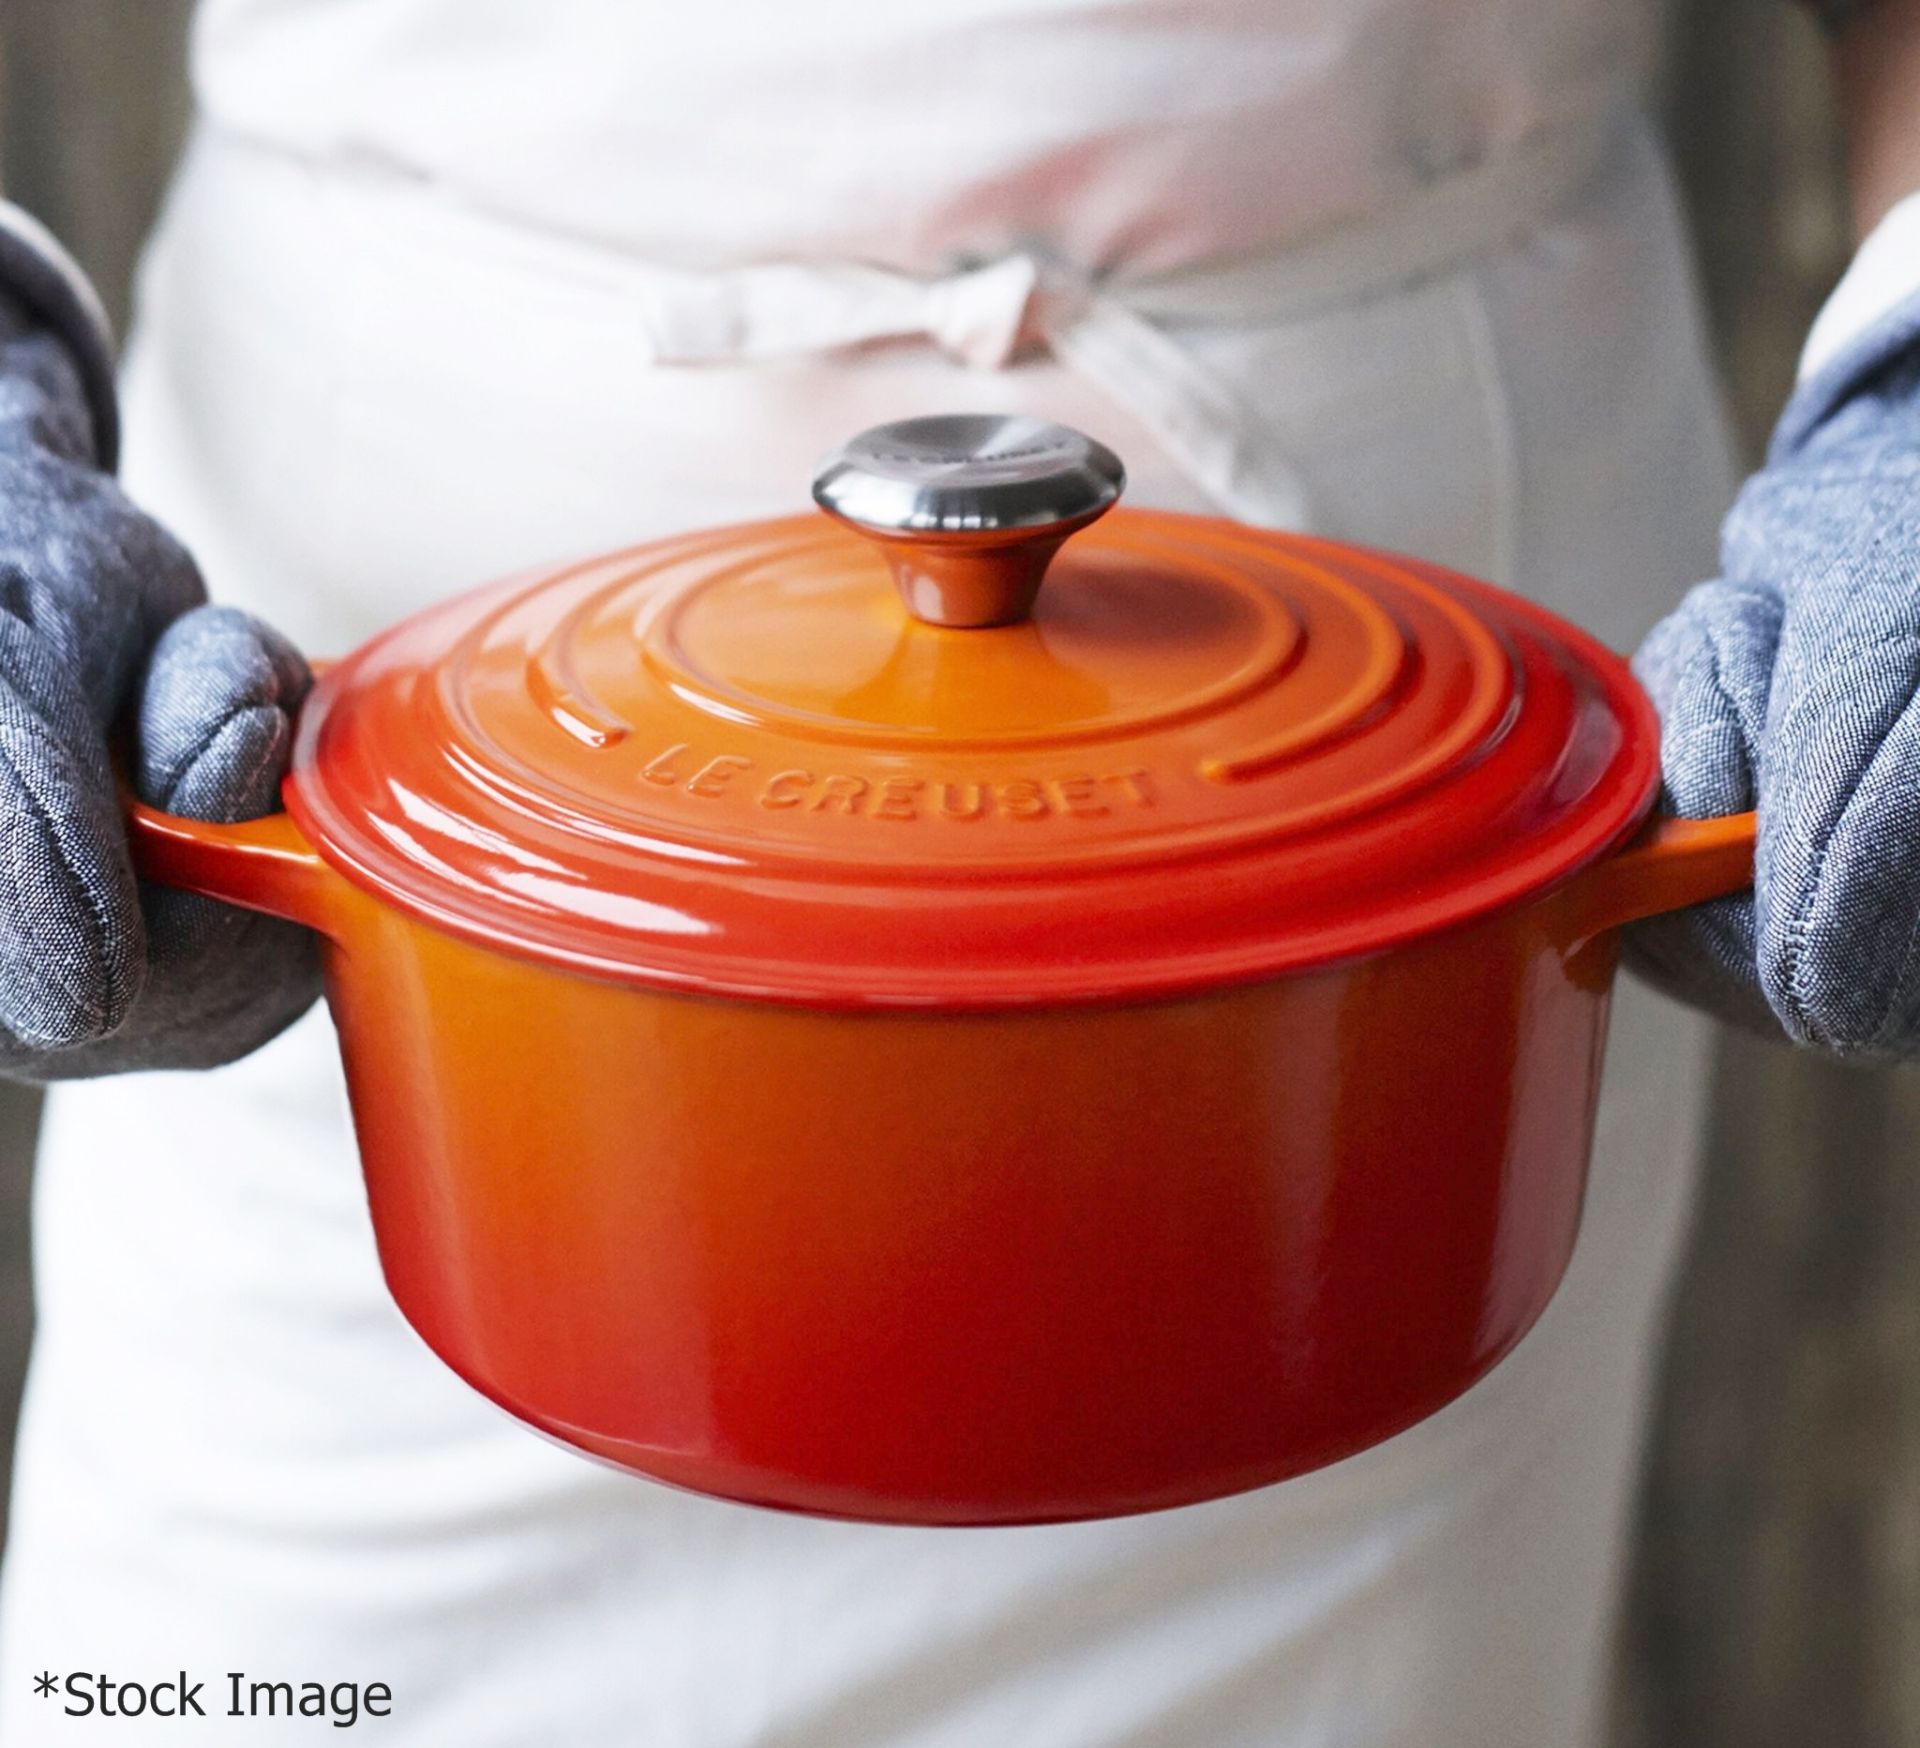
[0,258,319,1079]
[1630,287,1920,1056]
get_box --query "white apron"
[1,6,1733,1741]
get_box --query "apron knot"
[920,253,1044,370]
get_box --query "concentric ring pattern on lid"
[285,416,1661,1007]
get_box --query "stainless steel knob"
[811,415,1125,628]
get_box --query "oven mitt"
[0,287,320,1080]
[1627,287,1920,1055]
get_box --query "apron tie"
[327,105,1623,531]
[631,243,1318,527]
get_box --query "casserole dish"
[129,416,1753,1525]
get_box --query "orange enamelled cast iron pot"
[128,417,1756,1527]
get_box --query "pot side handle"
[125,797,342,936]
[1558,809,1757,943]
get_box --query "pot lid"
[286,415,1660,1007]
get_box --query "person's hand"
[1628,292,1920,1054]
[0,288,318,1078]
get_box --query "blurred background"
[0,2,1913,1742]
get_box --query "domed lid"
[285,415,1661,1008]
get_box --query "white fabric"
[1,65,1733,1748]
[187,0,1662,277]
[1800,187,1920,383]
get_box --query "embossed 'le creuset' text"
[637,744,1155,823]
